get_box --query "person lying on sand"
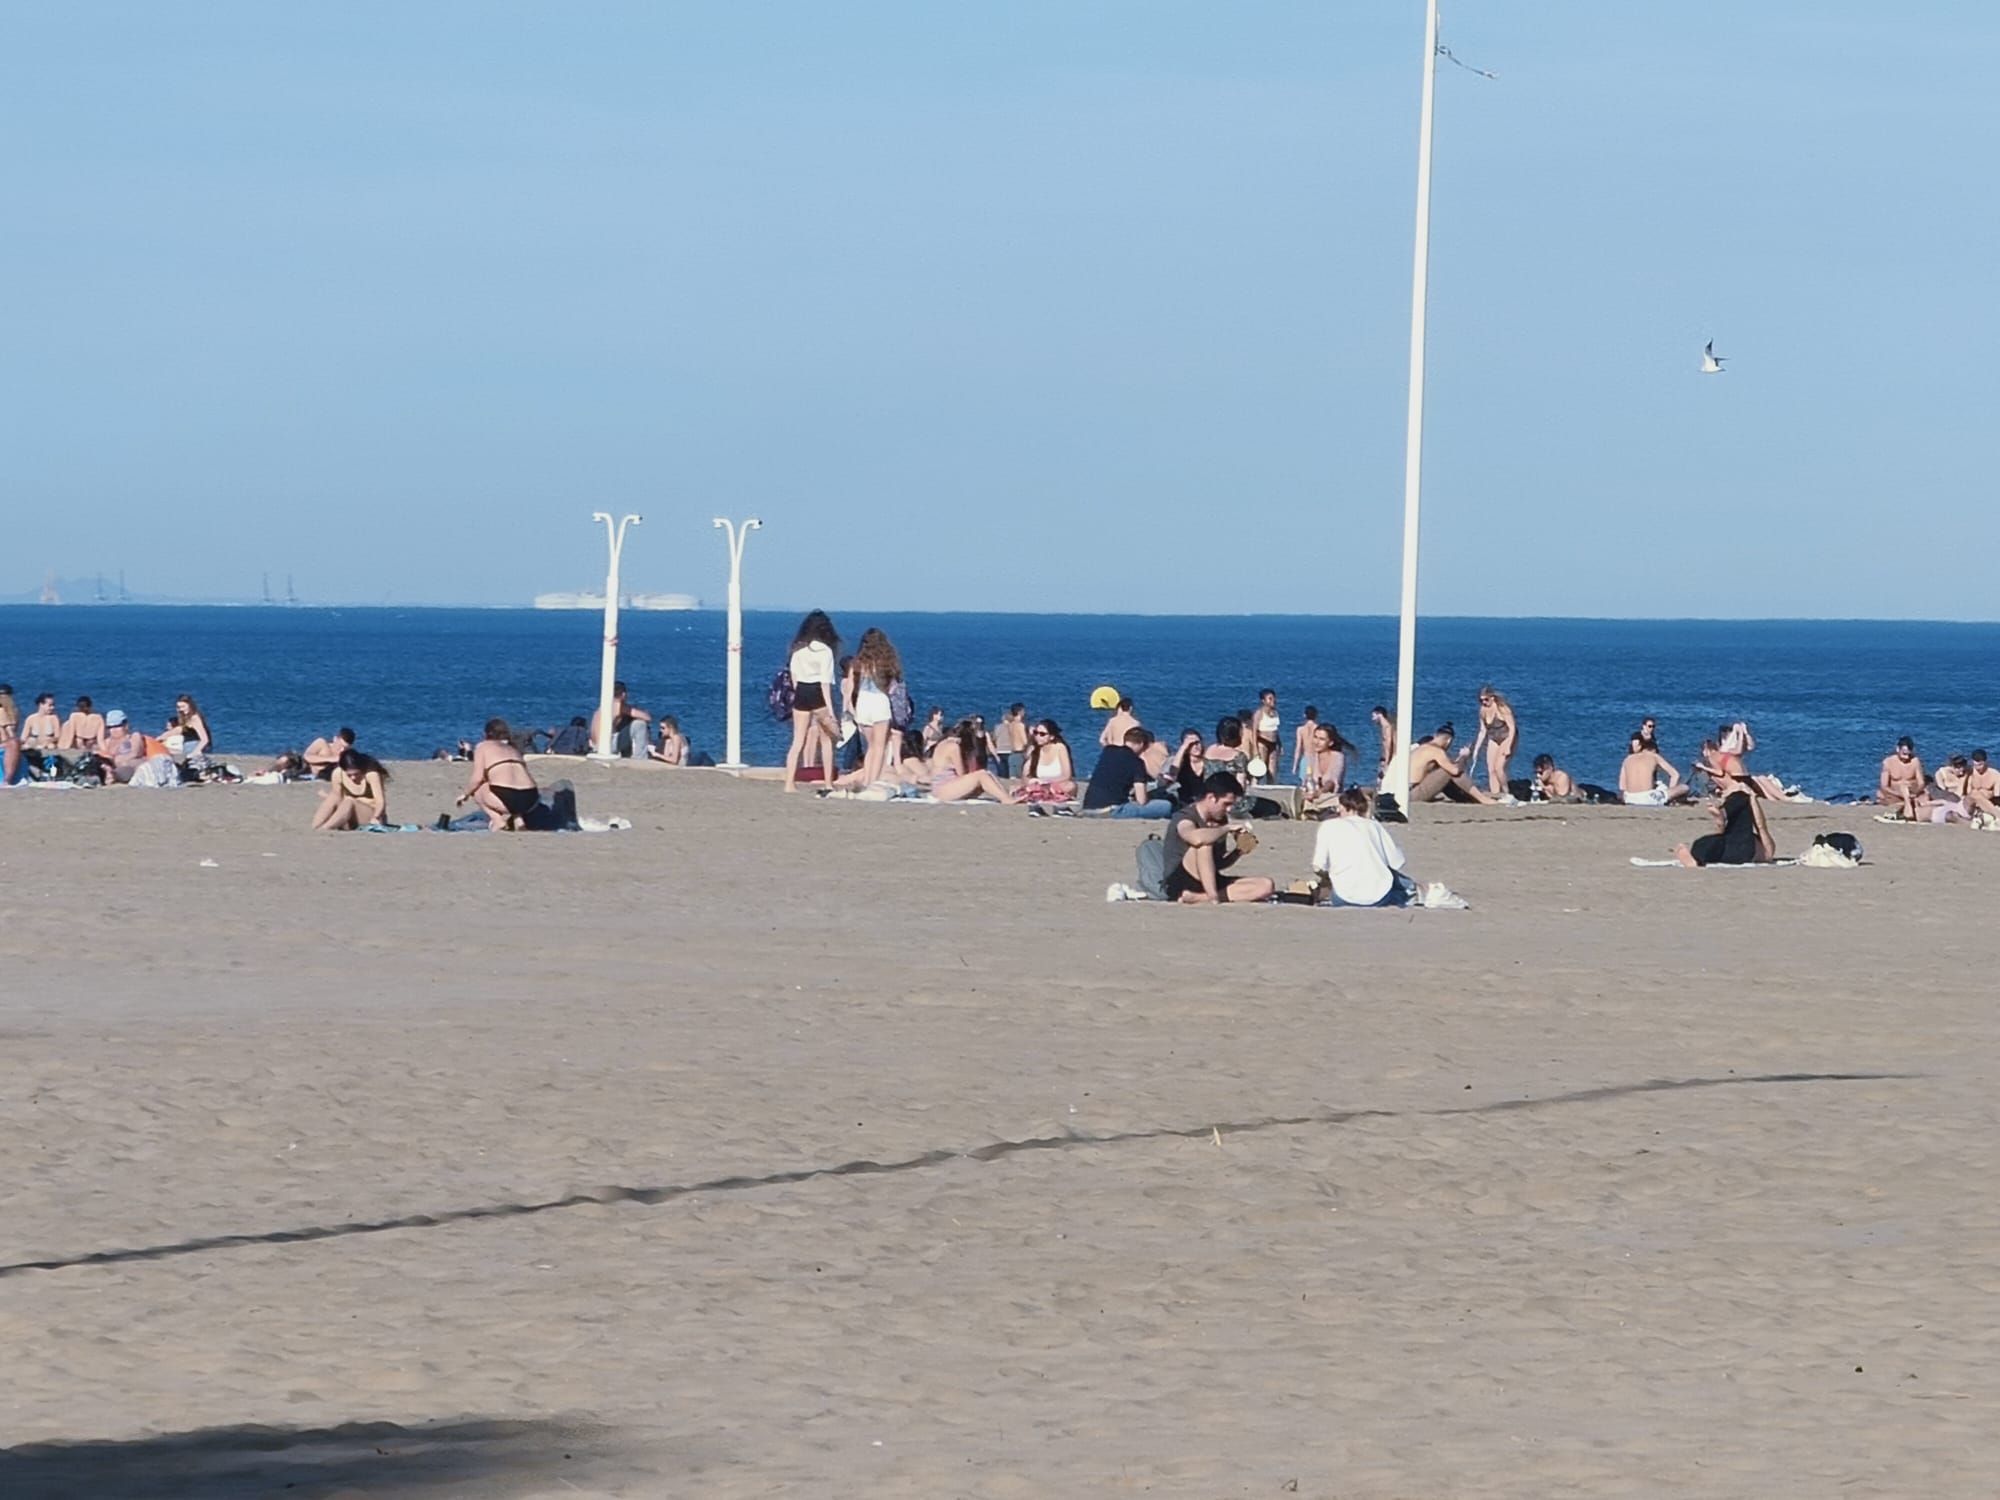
[1163,773,1275,904]
[304,728,356,779]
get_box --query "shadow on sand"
[0,1415,615,1500]
[0,1071,1916,1281]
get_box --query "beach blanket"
[1629,857,1801,868]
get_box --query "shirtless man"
[304,727,357,779]
[1371,705,1395,784]
[1531,754,1579,803]
[590,681,653,758]
[1162,772,1276,904]
[1406,724,1496,805]
[1877,736,1929,820]
[1099,697,1138,749]
[1620,734,1691,806]
[57,695,105,757]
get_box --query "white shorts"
[1623,786,1670,807]
[854,689,892,728]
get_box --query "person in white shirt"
[1310,788,1417,907]
[783,610,842,793]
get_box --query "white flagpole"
[1389,0,1439,813]
[590,512,641,761]
[712,516,763,769]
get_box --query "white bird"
[1700,340,1726,374]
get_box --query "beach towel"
[1629,857,1801,868]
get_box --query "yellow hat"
[1089,685,1120,710]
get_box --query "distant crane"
[285,574,299,606]
[262,573,274,606]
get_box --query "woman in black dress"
[1675,770,1775,867]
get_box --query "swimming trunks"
[1623,786,1670,807]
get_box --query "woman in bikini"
[459,718,541,830]
[782,610,841,792]
[1252,690,1281,782]
[1470,686,1517,799]
[312,748,391,830]
[926,720,1019,804]
[171,694,213,756]
[649,715,688,766]
[1018,719,1076,803]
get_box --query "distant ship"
[533,590,700,611]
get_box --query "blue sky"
[3,3,1993,616]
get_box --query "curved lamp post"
[712,516,762,769]
[590,511,642,761]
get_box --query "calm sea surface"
[3,607,1995,799]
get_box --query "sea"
[4,607,1996,800]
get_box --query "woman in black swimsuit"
[1676,771,1774,867]
[459,718,541,830]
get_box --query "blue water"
[4,607,1997,798]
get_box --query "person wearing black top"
[1676,771,1774,867]
[1083,727,1170,818]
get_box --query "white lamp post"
[712,516,762,769]
[1389,0,1440,813]
[590,511,642,761]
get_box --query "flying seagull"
[1700,340,1726,374]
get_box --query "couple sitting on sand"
[1130,772,1444,908]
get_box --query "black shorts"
[494,784,540,817]
[1165,868,1244,902]
[794,682,827,713]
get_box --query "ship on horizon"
[533,590,701,611]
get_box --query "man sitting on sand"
[1620,734,1691,806]
[589,681,653,758]
[1163,773,1275,904]
[1081,726,1172,819]
[1877,736,1930,820]
[57,695,104,760]
[304,728,356,779]
[1406,725,1496,805]
[1966,750,2000,820]
[1531,754,1579,803]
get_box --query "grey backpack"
[1134,834,1171,901]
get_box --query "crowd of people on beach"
[11,625,1990,884]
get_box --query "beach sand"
[3,764,1997,1496]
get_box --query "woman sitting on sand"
[1300,722,1350,815]
[1169,729,1207,805]
[1018,719,1076,804]
[170,694,213,756]
[312,748,391,830]
[649,715,688,766]
[1204,716,1252,783]
[1674,767,1775,868]
[458,718,541,830]
[927,720,1020,804]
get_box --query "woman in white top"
[783,610,841,793]
[1311,788,1418,907]
[1018,719,1077,803]
[1252,689,1281,783]
[842,627,903,788]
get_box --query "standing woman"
[1470,685,1518,799]
[782,610,841,793]
[1252,690,1282,782]
[1019,719,1077,804]
[458,718,541,830]
[844,627,903,788]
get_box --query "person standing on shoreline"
[1291,706,1320,781]
[1252,690,1281,782]
[1371,705,1395,786]
[991,704,1028,780]
[1470,686,1517,800]
[782,611,841,793]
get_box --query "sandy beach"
[3,763,1998,1497]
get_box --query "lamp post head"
[747,518,763,530]
[712,518,727,529]
[591,511,612,524]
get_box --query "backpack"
[767,669,795,722]
[1134,834,1171,901]
[888,679,915,732]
